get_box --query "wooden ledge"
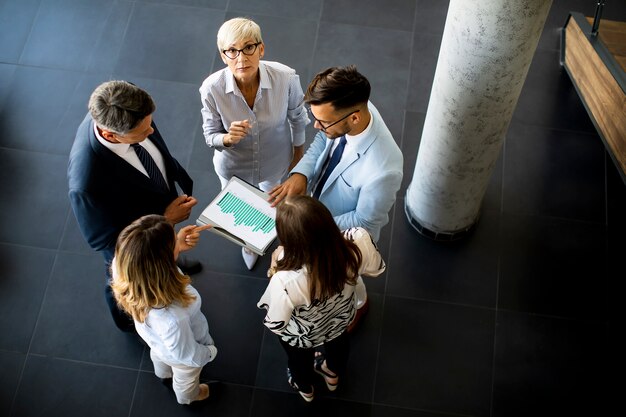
[561,12,626,183]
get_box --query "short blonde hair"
[111,215,195,323]
[217,17,263,51]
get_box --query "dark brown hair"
[275,195,361,300]
[304,65,371,111]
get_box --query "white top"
[93,123,169,184]
[257,227,386,348]
[313,113,374,193]
[200,60,310,185]
[113,274,218,368]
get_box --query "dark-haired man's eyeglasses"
[222,42,261,59]
[308,108,359,132]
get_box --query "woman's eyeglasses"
[222,42,261,59]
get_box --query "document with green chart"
[196,176,277,255]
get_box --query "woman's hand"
[175,224,212,256]
[271,245,283,268]
[224,120,253,147]
[267,245,284,278]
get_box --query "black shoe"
[116,320,136,333]
[177,256,202,275]
[203,380,221,398]
[286,368,314,402]
[161,377,173,390]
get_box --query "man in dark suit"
[68,80,200,332]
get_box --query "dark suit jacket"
[68,114,193,261]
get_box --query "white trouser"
[217,173,283,193]
[150,350,203,405]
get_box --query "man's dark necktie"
[313,136,346,199]
[131,143,168,190]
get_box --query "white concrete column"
[406,0,552,239]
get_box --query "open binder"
[196,176,277,255]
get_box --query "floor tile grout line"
[382,291,609,324]
[83,0,122,75]
[370,176,404,404]
[402,1,420,119]
[0,144,73,157]
[248,322,267,417]
[0,61,92,75]
[0,241,60,253]
[55,204,73,253]
[247,387,257,417]
[23,353,150,373]
[497,209,608,228]
[489,123,507,416]
[8,246,60,417]
[15,0,43,67]
[508,117,600,137]
[108,0,135,81]
[251,325,268,395]
[126,367,142,417]
[371,401,480,417]
[489,220,503,417]
[490,130,505,417]
[306,0,324,76]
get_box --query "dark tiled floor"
[0,1,622,416]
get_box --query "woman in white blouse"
[111,215,216,405]
[200,17,310,269]
[258,196,385,402]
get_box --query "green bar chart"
[217,192,275,234]
[198,178,276,252]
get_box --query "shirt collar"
[258,62,271,90]
[93,123,133,154]
[345,108,373,143]
[224,61,270,94]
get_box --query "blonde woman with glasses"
[199,17,309,270]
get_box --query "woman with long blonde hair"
[111,215,215,405]
[258,195,386,401]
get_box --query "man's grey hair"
[217,17,263,51]
[88,81,155,135]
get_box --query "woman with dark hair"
[110,215,216,405]
[257,195,385,402]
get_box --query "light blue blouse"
[135,284,217,368]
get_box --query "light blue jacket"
[292,102,403,241]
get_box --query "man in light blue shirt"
[270,65,403,331]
